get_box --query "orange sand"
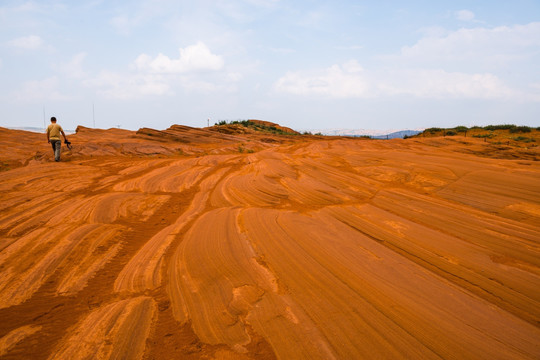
[0,125,539,359]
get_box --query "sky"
[1,0,539,132]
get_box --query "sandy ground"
[0,125,539,359]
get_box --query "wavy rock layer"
[0,126,539,359]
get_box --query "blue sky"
[1,0,539,131]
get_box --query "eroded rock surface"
[0,126,539,359]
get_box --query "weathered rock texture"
[0,125,539,359]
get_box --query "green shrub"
[509,126,532,133]
[425,127,443,133]
[445,130,457,136]
[513,136,536,143]
[483,124,516,131]
[215,120,296,135]
[453,126,468,132]
[232,120,251,126]
[473,133,494,139]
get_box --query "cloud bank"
[81,42,228,99]
[274,64,519,100]
[134,42,224,74]
[274,60,370,98]
[7,35,43,50]
[274,22,540,102]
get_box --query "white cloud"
[268,47,296,54]
[0,2,45,15]
[274,61,531,101]
[13,77,72,102]
[180,77,237,94]
[275,21,540,102]
[245,0,280,7]
[110,15,133,36]
[82,42,233,99]
[85,70,238,99]
[299,10,324,27]
[13,1,65,13]
[399,22,540,67]
[12,2,41,12]
[377,69,517,99]
[84,71,171,100]
[274,60,370,98]
[7,35,43,50]
[455,10,475,22]
[109,3,161,36]
[134,42,224,74]
[225,72,243,82]
[336,45,363,51]
[53,52,87,79]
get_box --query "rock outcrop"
[0,125,539,359]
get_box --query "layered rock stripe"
[0,125,539,359]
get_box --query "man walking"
[46,116,68,162]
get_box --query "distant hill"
[305,128,423,139]
[370,130,423,139]
[212,119,299,135]
[411,125,539,147]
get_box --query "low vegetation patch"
[453,126,468,133]
[412,125,539,149]
[483,124,517,131]
[418,124,536,138]
[513,136,536,143]
[472,133,494,139]
[425,127,444,134]
[215,120,298,135]
[509,126,532,133]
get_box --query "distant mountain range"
[369,130,423,139]
[306,128,423,139]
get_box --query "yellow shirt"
[47,123,63,140]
